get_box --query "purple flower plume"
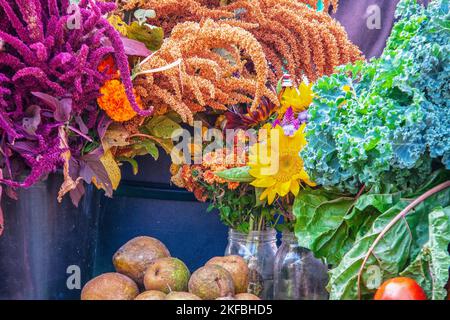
[273,107,300,136]
[273,107,310,136]
[0,0,144,190]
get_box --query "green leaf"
[142,140,159,160]
[164,111,183,124]
[406,169,450,198]
[307,198,355,263]
[327,200,412,300]
[401,206,450,300]
[131,139,159,160]
[207,203,215,213]
[276,77,283,95]
[294,188,355,265]
[145,115,182,139]
[295,173,450,299]
[237,222,250,234]
[158,138,175,154]
[427,207,450,299]
[327,187,450,300]
[127,22,163,51]
[215,166,254,183]
[254,187,266,207]
[116,157,139,175]
[400,249,433,295]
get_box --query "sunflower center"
[275,153,302,183]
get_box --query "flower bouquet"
[0,0,361,232]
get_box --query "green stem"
[258,214,264,232]
[273,214,282,229]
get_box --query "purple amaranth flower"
[0,0,147,198]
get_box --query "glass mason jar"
[225,228,278,300]
[274,232,329,300]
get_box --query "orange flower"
[203,170,218,185]
[181,165,194,188]
[98,55,119,78]
[194,187,208,202]
[227,182,239,190]
[97,80,141,122]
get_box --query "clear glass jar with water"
[225,228,278,300]
[274,232,329,300]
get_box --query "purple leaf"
[11,141,37,154]
[31,91,59,111]
[120,37,152,57]
[81,148,113,197]
[79,164,94,187]
[69,182,85,207]
[75,116,89,135]
[31,91,72,122]
[55,98,72,122]
[97,114,112,140]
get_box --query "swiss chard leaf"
[294,171,450,300]
[327,187,450,300]
[294,190,355,265]
[401,206,450,300]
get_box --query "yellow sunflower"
[249,125,316,204]
[280,81,314,115]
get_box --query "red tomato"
[447,282,449,300]
[374,277,427,300]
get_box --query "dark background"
[0,0,414,300]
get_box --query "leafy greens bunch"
[295,0,450,300]
[294,171,450,300]
[302,0,449,194]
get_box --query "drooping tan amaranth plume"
[136,0,361,83]
[134,19,278,124]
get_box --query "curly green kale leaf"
[302,0,449,193]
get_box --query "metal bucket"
[0,175,99,300]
